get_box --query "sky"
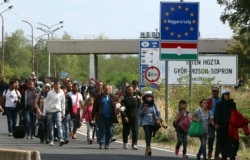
[1,0,233,41]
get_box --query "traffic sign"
[160,2,199,41]
[144,66,160,83]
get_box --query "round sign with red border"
[144,66,160,83]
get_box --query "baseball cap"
[211,86,219,91]
[221,89,230,95]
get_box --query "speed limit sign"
[144,66,160,83]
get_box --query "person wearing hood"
[214,89,236,160]
[139,91,161,156]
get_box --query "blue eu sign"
[160,2,199,41]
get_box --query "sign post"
[160,1,200,121]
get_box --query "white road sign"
[168,55,238,85]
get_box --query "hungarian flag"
[160,42,198,60]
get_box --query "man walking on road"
[91,84,119,149]
[44,80,65,146]
[121,86,141,150]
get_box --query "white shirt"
[44,89,65,115]
[67,92,83,108]
[3,89,21,108]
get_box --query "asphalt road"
[0,115,196,160]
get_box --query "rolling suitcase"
[34,121,45,139]
[13,115,25,139]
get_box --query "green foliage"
[98,55,139,86]
[217,0,250,35]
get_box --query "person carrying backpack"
[173,99,190,159]
[121,85,141,150]
[0,80,21,136]
[138,91,161,156]
[34,83,51,143]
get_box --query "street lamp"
[37,21,64,77]
[1,5,13,76]
[0,0,9,6]
[22,20,35,72]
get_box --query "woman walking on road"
[139,91,161,156]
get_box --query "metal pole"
[0,6,13,76]
[22,20,34,72]
[165,61,168,122]
[1,15,4,76]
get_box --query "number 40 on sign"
[144,66,160,83]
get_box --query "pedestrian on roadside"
[214,89,237,160]
[0,80,21,136]
[34,83,51,143]
[192,99,214,160]
[44,80,65,146]
[139,91,161,156]
[207,86,220,159]
[173,99,190,159]
[82,97,95,144]
[61,86,71,144]
[68,83,84,139]
[121,85,141,150]
[20,80,39,139]
[91,84,119,149]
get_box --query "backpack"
[178,113,191,132]
[173,111,191,132]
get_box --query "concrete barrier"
[0,148,41,160]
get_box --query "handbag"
[178,114,191,132]
[188,121,204,137]
[72,93,79,116]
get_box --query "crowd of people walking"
[0,73,249,159]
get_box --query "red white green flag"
[160,42,198,60]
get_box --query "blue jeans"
[24,109,36,136]
[176,131,188,154]
[46,111,64,141]
[98,116,113,147]
[198,133,208,159]
[208,125,215,153]
[5,107,18,133]
[62,113,71,140]
[142,125,154,146]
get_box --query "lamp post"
[37,21,64,77]
[50,26,63,77]
[0,0,9,6]
[22,20,34,72]
[27,34,47,78]
[1,5,13,76]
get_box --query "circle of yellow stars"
[163,4,197,39]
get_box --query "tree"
[217,0,250,35]
[4,30,31,79]
[217,1,250,79]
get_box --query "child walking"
[174,100,190,159]
[82,97,95,144]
